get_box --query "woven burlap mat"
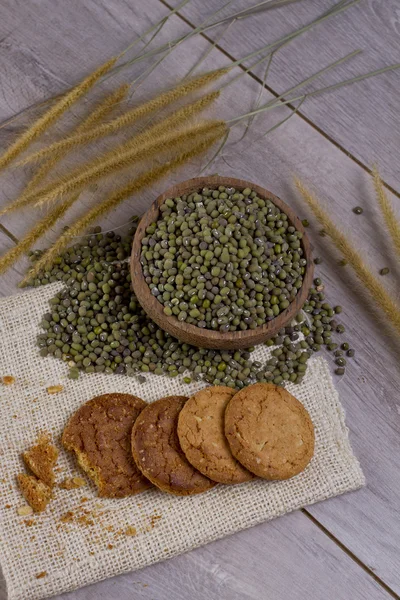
[0,284,365,600]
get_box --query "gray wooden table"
[0,1,399,599]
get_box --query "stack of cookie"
[62,383,315,498]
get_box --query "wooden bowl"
[131,176,313,349]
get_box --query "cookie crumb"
[2,375,15,385]
[125,526,137,536]
[5,504,11,509]
[60,477,86,490]
[17,505,33,516]
[24,518,36,527]
[46,385,63,394]
[78,515,94,526]
[35,572,47,579]
[60,511,74,523]
[150,515,162,528]
[107,544,114,550]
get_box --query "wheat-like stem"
[0,0,193,132]
[120,0,355,74]
[229,49,361,124]
[19,70,227,166]
[0,58,117,172]
[372,166,400,258]
[0,84,129,219]
[26,92,221,206]
[25,84,130,194]
[20,129,224,285]
[295,177,400,336]
[0,194,78,275]
[0,189,35,218]
[0,0,352,135]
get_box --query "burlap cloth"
[0,284,364,600]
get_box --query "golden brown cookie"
[23,433,59,487]
[225,383,314,480]
[17,474,52,513]
[177,386,254,484]
[62,393,151,498]
[131,396,216,496]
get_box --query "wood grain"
[131,175,314,349]
[178,0,400,191]
[54,512,391,600]
[0,0,399,598]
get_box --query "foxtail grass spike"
[0,0,358,133]
[0,58,117,171]
[24,84,129,196]
[372,166,400,258]
[295,177,400,337]
[0,194,78,275]
[0,84,129,218]
[19,70,227,166]
[0,0,191,131]
[28,92,222,207]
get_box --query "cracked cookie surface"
[177,386,254,484]
[62,393,151,498]
[225,383,314,480]
[131,396,215,496]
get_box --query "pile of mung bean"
[28,219,354,387]
[141,185,305,332]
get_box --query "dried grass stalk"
[0,58,117,171]
[29,91,221,206]
[0,188,35,218]
[0,195,78,275]
[295,177,400,336]
[24,84,130,195]
[20,69,228,166]
[0,85,129,218]
[372,166,400,258]
[21,127,225,285]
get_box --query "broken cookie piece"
[62,393,151,498]
[23,434,59,487]
[17,474,52,513]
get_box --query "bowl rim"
[131,175,314,349]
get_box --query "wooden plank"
[0,0,399,596]
[177,0,400,192]
[2,512,392,600]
